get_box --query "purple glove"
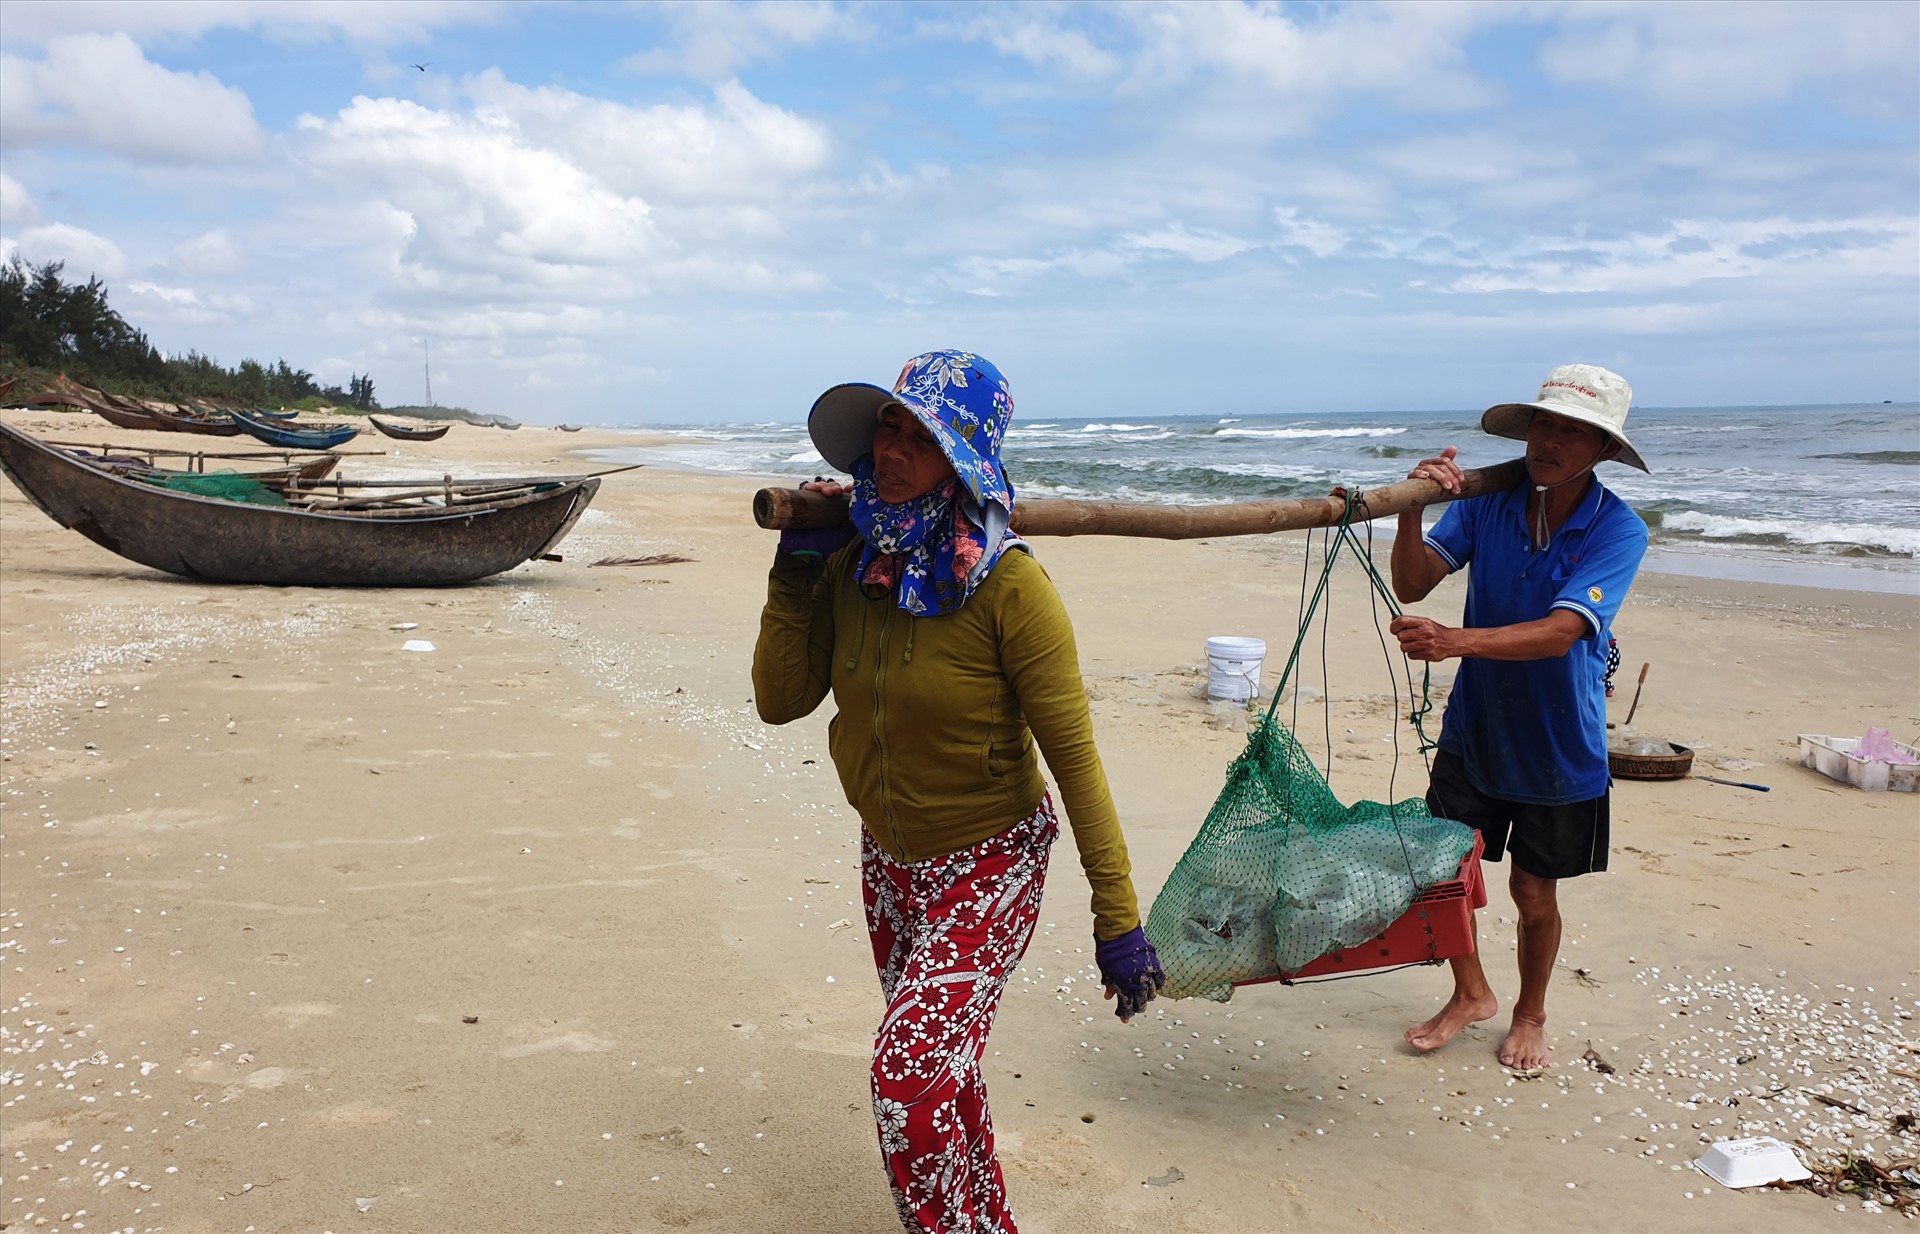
[777,478,857,562]
[778,524,856,561]
[1095,927,1166,1021]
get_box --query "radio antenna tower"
[423,339,434,407]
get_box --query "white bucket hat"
[1481,363,1648,473]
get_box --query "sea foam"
[1660,511,1920,557]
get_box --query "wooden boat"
[231,408,361,449]
[555,424,584,433]
[147,404,243,436]
[0,421,602,586]
[252,407,301,420]
[368,415,452,442]
[1,383,169,431]
[90,400,172,431]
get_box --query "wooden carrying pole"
[754,457,1529,540]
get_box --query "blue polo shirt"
[1425,476,1648,805]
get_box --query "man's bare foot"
[1405,990,1498,1053]
[1499,1016,1552,1069]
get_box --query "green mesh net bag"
[1144,718,1474,1002]
[1142,506,1477,1003]
[139,470,287,506]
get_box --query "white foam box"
[1693,1136,1812,1188]
[1798,734,1920,793]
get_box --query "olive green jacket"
[752,545,1139,939]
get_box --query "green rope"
[1260,489,1439,755]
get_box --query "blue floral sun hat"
[807,349,1015,520]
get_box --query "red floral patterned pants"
[863,797,1057,1234]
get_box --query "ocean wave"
[1080,422,1164,433]
[1019,480,1243,507]
[1809,450,1920,465]
[1365,444,1425,458]
[1214,426,1407,439]
[1654,510,1920,557]
[784,448,824,464]
[1197,461,1330,481]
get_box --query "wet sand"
[2,406,1915,1232]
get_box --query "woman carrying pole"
[752,349,1164,1233]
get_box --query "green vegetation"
[0,255,375,409]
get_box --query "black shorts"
[1425,749,1609,880]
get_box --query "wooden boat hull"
[233,409,360,449]
[368,415,452,442]
[1,423,597,586]
[148,406,243,436]
[89,402,173,431]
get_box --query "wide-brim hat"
[808,350,1016,511]
[1481,363,1648,472]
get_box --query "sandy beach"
[2,406,1915,1234]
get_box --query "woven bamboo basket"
[1609,741,1694,781]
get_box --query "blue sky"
[2,1,1915,423]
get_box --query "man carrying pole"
[1388,364,1650,1070]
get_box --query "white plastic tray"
[1799,734,1920,793]
[1693,1136,1812,1188]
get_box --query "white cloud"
[1447,215,1918,295]
[1272,207,1348,258]
[1540,1,1920,106]
[0,33,263,163]
[956,247,1131,290]
[1127,1,1501,111]
[0,173,39,226]
[282,74,840,319]
[353,303,618,342]
[1374,132,1576,187]
[463,72,831,202]
[931,8,1120,78]
[622,1,863,80]
[170,229,243,274]
[298,95,653,280]
[12,223,130,279]
[125,280,256,324]
[0,0,497,48]
[1122,223,1250,263]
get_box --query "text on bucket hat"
[1479,363,1648,472]
[807,350,1016,512]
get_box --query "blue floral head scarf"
[821,350,1021,617]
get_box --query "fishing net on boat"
[1143,499,1477,1002]
[138,470,287,506]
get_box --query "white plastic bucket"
[1205,636,1266,703]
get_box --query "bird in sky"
[410,62,430,72]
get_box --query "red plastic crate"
[1239,831,1487,987]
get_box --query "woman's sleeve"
[998,559,1140,940]
[752,552,837,724]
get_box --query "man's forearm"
[1392,510,1445,602]
[1447,612,1587,661]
